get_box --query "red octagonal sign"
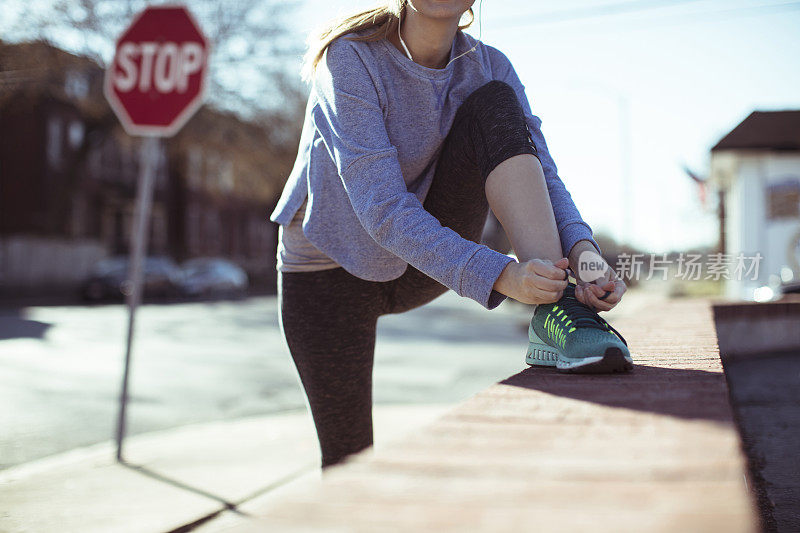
[104,5,210,137]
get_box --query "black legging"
[278,80,538,467]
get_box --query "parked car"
[781,280,800,296]
[178,258,248,298]
[81,256,183,301]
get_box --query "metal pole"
[116,135,159,462]
[618,94,632,246]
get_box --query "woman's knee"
[459,80,522,119]
[451,80,537,179]
[472,79,517,99]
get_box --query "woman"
[271,0,631,468]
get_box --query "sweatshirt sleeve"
[310,37,515,310]
[487,46,601,258]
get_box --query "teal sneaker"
[526,282,633,373]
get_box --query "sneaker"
[526,282,633,373]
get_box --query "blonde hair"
[301,1,475,83]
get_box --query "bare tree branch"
[17,0,305,120]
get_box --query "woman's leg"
[485,154,563,263]
[383,80,551,314]
[278,267,386,467]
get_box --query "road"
[0,291,533,470]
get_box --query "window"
[205,151,220,190]
[68,120,84,149]
[47,117,63,169]
[64,70,89,99]
[767,178,800,220]
[220,159,234,192]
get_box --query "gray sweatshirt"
[269,28,599,310]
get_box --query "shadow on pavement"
[0,310,52,340]
[119,460,315,533]
[501,364,733,423]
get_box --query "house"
[0,40,296,295]
[0,41,167,292]
[167,107,286,286]
[709,110,800,300]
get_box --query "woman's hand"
[567,240,626,312]
[494,257,569,305]
[574,272,627,312]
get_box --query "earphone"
[397,16,415,60]
[397,2,482,67]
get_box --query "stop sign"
[104,5,210,137]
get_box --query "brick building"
[0,41,294,294]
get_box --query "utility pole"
[617,94,633,246]
[564,80,633,246]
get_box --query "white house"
[710,110,800,300]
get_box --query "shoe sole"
[527,328,633,374]
[525,342,559,367]
[556,347,633,374]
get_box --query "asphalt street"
[0,291,530,470]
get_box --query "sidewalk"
[200,295,759,532]
[0,404,451,533]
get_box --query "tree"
[3,0,308,121]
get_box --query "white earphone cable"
[397,2,482,67]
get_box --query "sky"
[4,0,800,253]
[293,0,800,252]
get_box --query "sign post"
[104,4,209,462]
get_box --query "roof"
[0,40,106,115]
[712,110,800,152]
